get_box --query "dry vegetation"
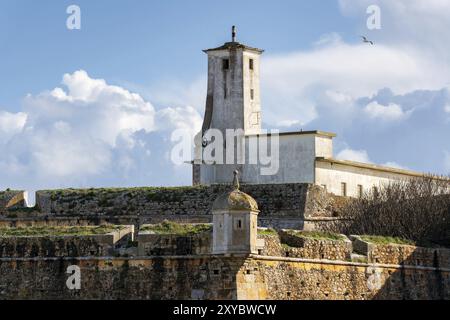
[325,176,450,247]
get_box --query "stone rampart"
[351,235,450,267]
[0,226,133,258]
[0,255,448,300]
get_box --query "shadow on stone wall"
[371,247,450,300]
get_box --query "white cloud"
[276,119,301,127]
[445,105,450,113]
[125,76,207,113]
[336,149,410,170]
[0,70,202,193]
[313,32,343,47]
[0,111,27,143]
[156,105,202,137]
[336,148,371,163]
[364,101,410,121]
[261,40,446,127]
[338,0,450,68]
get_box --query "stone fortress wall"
[1,186,449,300]
[0,184,343,230]
[0,224,449,300]
[0,226,133,258]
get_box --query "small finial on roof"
[233,169,240,190]
[232,25,237,42]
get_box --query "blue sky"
[0,0,449,198]
[0,0,353,109]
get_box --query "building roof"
[316,157,450,180]
[245,130,337,138]
[203,41,264,54]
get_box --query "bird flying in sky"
[360,36,374,45]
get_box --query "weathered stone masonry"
[0,255,448,300]
[0,184,342,230]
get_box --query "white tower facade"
[201,26,263,137]
[193,27,264,185]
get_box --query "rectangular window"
[357,185,363,198]
[341,182,347,197]
[222,59,229,70]
[249,59,254,70]
[234,218,243,230]
[250,89,254,100]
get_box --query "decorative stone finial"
[233,170,240,190]
[232,26,236,42]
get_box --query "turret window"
[249,59,254,70]
[234,218,243,230]
[222,59,230,70]
[250,89,254,100]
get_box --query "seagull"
[360,35,374,45]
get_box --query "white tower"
[193,27,264,185]
[201,25,263,137]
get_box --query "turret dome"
[212,170,259,212]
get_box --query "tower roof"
[203,26,264,54]
[203,42,264,54]
[212,170,259,212]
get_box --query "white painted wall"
[240,134,316,184]
[315,160,414,197]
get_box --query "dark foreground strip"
[0,300,448,319]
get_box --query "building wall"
[239,134,316,185]
[315,136,333,158]
[206,49,244,135]
[242,51,262,135]
[315,160,417,197]
[199,133,336,186]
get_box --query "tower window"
[341,182,347,197]
[222,59,230,70]
[250,89,254,100]
[249,59,254,70]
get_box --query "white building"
[192,27,431,197]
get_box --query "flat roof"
[316,157,450,180]
[246,130,337,138]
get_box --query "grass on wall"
[360,235,415,246]
[0,225,125,237]
[288,230,347,241]
[140,221,212,235]
[258,228,278,236]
